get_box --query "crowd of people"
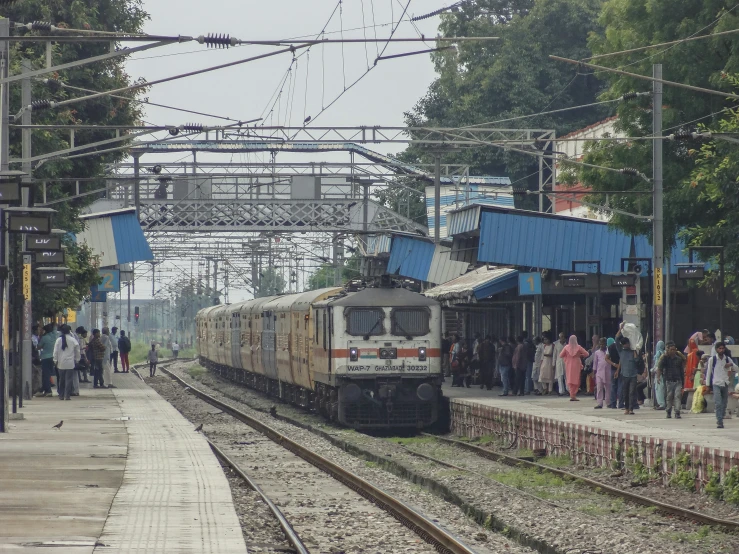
[442,325,739,429]
[32,325,136,400]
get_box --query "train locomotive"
[196,284,443,429]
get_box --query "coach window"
[391,308,430,337]
[346,308,385,336]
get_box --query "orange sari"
[685,339,699,387]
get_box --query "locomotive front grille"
[341,400,435,427]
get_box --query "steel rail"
[424,434,739,531]
[158,366,476,554]
[206,439,310,554]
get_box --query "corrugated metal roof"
[366,234,392,256]
[424,266,519,302]
[448,205,482,236]
[387,236,469,285]
[111,211,154,264]
[77,211,153,267]
[477,207,633,273]
[78,217,118,267]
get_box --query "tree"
[307,255,361,290]
[575,1,739,244]
[257,268,286,298]
[404,0,608,210]
[0,1,149,316]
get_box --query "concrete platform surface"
[0,385,126,553]
[0,373,247,554]
[443,382,739,455]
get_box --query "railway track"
[156,365,478,554]
[421,434,739,531]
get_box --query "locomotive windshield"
[391,308,430,336]
[346,308,385,336]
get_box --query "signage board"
[90,285,107,303]
[34,251,65,265]
[611,274,637,287]
[678,266,705,280]
[8,214,51,234]
[518,272,542,295]
[562,273,586,288]
[22,262,31,300]
[98,269,120,293]
[0,182,21,204]
[654,267,663,306]
[37,269,66,285]
[26,235,61,251]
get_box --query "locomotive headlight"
[349,347,359,361]
[418,347,427,361]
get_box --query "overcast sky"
[123,1,443,301]
[125,0,441,144]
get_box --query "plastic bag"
[621,323,643,351]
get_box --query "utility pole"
[434,155,441,243]
[652,64,665,345]
[20,60,33,401]
[0,17,9,432]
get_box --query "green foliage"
[0,1,149,317]
[307,255,361,291]
[669,452,697,492]
[256,268,286,297]
[705,466,723,500]
[404,0,608,207]
[722,466,739,505]
[576,1,739,257]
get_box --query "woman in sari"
[652,341,666,410]
[559,335,589,401]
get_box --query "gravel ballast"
[162,362,739,554]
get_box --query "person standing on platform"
[614,323,640,415]
[75,327,90,383]
[101,327,115,389]
[498,337,514,396]
[522,331,536,395]
[532,336,543,395]
[148,342,159,377]
[559,335,589,401]
[512,336,527,396]
[652,341,666,410]
[593,337,610,408]
[683,338,700,408]
[118,331,132,373]
[89,329,106,388]
[553,332,567,397]
[479,335,496,390]
[53,325,80,401]
[705,342,738,429]
[441,333,451,377]
[35,324,57,397]
[656,341,685,419]
[606,338,621,408]
[538,334,555,394]
[110,326,120,373]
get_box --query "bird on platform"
[269,406,277,417]
[52,420,63,430]
[194,423,203,432]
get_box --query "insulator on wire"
[621,92,638,101]
[670,131,693,141]
[620,168,640,176]
[181,123,204,132]
[168,127,180,136]
[44,78,62,93]
[30,99,53,111]
[28,21,53,31]
[197,34,234,48]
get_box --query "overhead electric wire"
[48,80,242,122]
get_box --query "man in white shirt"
[705,341,738,429]
[172,341,180,359]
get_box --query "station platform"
[443,382,739,480]
[0,372,246,553]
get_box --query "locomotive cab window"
[346,308,385,336]
[391,308,430,337]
